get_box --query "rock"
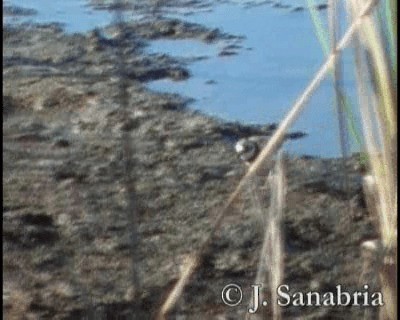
[291,6,305,12]
[53,138,71,148]
[218,50,237,57]
[4,5,37,16]
[315,3,328,11]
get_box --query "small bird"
[235,136,271,165]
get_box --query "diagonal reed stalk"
[154,0,380,318]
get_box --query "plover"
[235,136,271,165]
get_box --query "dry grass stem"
[360,240,381,320]
[348,0,397,319]
[245,155,286,320]
[328,0,351,194]
[155,256,200,320]
[267,154,286,320]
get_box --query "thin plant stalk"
[306,0,330,56]
[348,0,397,319]
[267,155,286,320]
[114,0,142,301]
[246,154,286,320]
[307,0,364,156]
[328,0,350,195]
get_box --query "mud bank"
[3,5,378,320]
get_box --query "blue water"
[149,3,360,157]
[4,0,360,157]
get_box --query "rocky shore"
[3,2,379,319]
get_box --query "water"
[149,3,360,157]
[4,0,360,157]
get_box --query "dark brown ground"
[3,1,381,319]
